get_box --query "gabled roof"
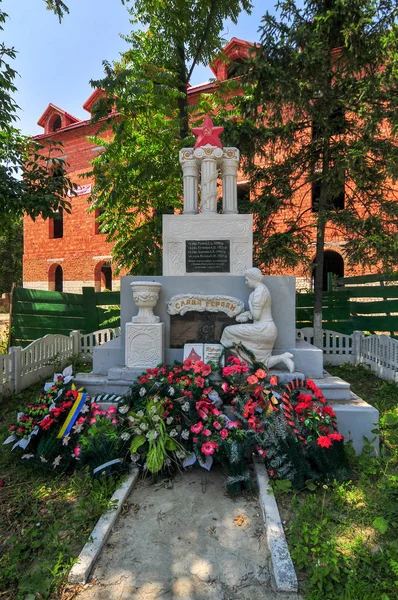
[210,37,254,80]
[37,103,80,129]
[83,89,106,114]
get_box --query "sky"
[1,0,276,137]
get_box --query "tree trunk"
[176,40,189,141]
[313,142,330,349]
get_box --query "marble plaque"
[170,312,235,348]
[204,343,224,366]
[167,294,244,317]
[186,240,230,273]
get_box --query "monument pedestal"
[125,323,164,369]
[162,214,253,276]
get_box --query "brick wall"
[23,121,128,292]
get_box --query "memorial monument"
[75,116,378,453]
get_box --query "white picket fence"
[0,327,121,396]
[297,328,398,382]
[1,325,396,395]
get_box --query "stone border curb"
[253,460,298,593]
[68,467,140,584]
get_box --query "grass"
[278,364,398,600]
[0,381,119,600]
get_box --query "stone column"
[194,146,223,213]
[179,149,199,214]
[222,148,240,214]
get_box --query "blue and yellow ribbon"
[57,392,87,438]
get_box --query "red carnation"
[328,432,344,441]
[317,435,333,448]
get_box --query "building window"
[237,183,250,212]
[312,250,344,291]
[49,264,63,292]
[94,261,112,292]
[227,58,245,79]
[311,173,345,212]
[49,208,63,239]
[49,114,62,132]
[94,208,104,235]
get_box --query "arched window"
[48,264,63,292]
[312,250,344,291]
[49,114,62,132]
[49,208,63,239]
[227,57,245,79]
[94,261,112,292]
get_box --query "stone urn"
[130,281,162,323]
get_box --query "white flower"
[80,404,90,414]
[21,453,34,459]
[164,458,171,467]
[139,423,148,431]
[170,429,178,437]
[150,406,157,414]
[52,455,62,468]
[168,387,175,396]
[139,388,147,397]
[118,405,129,414]
[176,449,186,459]
[152,415,160,423]
[166,417,174,425]
[181,430,190,440]
[153,395,159,403]
[40,455,47,463]
[72,423,84,434]
[121,432,131,441]
[128,415,135,423]
[137,410,144,418]
[62,434,70,446]
[130,453,140,463]
[134,428,142,435]
[182,402,190,412]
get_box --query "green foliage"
[89,0,252,274]
[282,366,398,600]
[0,2,76,227]
[226,0,398,272]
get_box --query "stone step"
[312,374,351,400]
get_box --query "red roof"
[37,103,80,128]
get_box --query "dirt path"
[70,467,297,600]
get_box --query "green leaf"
[146,445,165,473]
[165,438,177,451]
[130,435,146,453]
[305,479,317,492]
[373,516,389,534]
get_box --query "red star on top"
[192,115,224,149]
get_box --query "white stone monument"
[125,281,164,369]
[163,115,253,276]
[75,114,379,454]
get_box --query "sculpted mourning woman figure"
[220,268,295,372]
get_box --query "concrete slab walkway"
[72,467,299,600]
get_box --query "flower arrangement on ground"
[124,357,350,493]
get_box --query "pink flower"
[227,421,240,428]
[222,366,233,377]
[191,422,203,434]
[255,369,267,379]
[194,376,205,388]
[213,421,221,430]
[111,418,117,424]
[203,429,211,437]
[201,364,212,376]
[221,382,229,393]
[73,446,81,458]
[247,375,259,385]
[107,406,117,414]
[201,441,219,455]
[193,437,198,443]
[220,429,228,439]
[90,417,97,425]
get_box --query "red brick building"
[23,38,373,293]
